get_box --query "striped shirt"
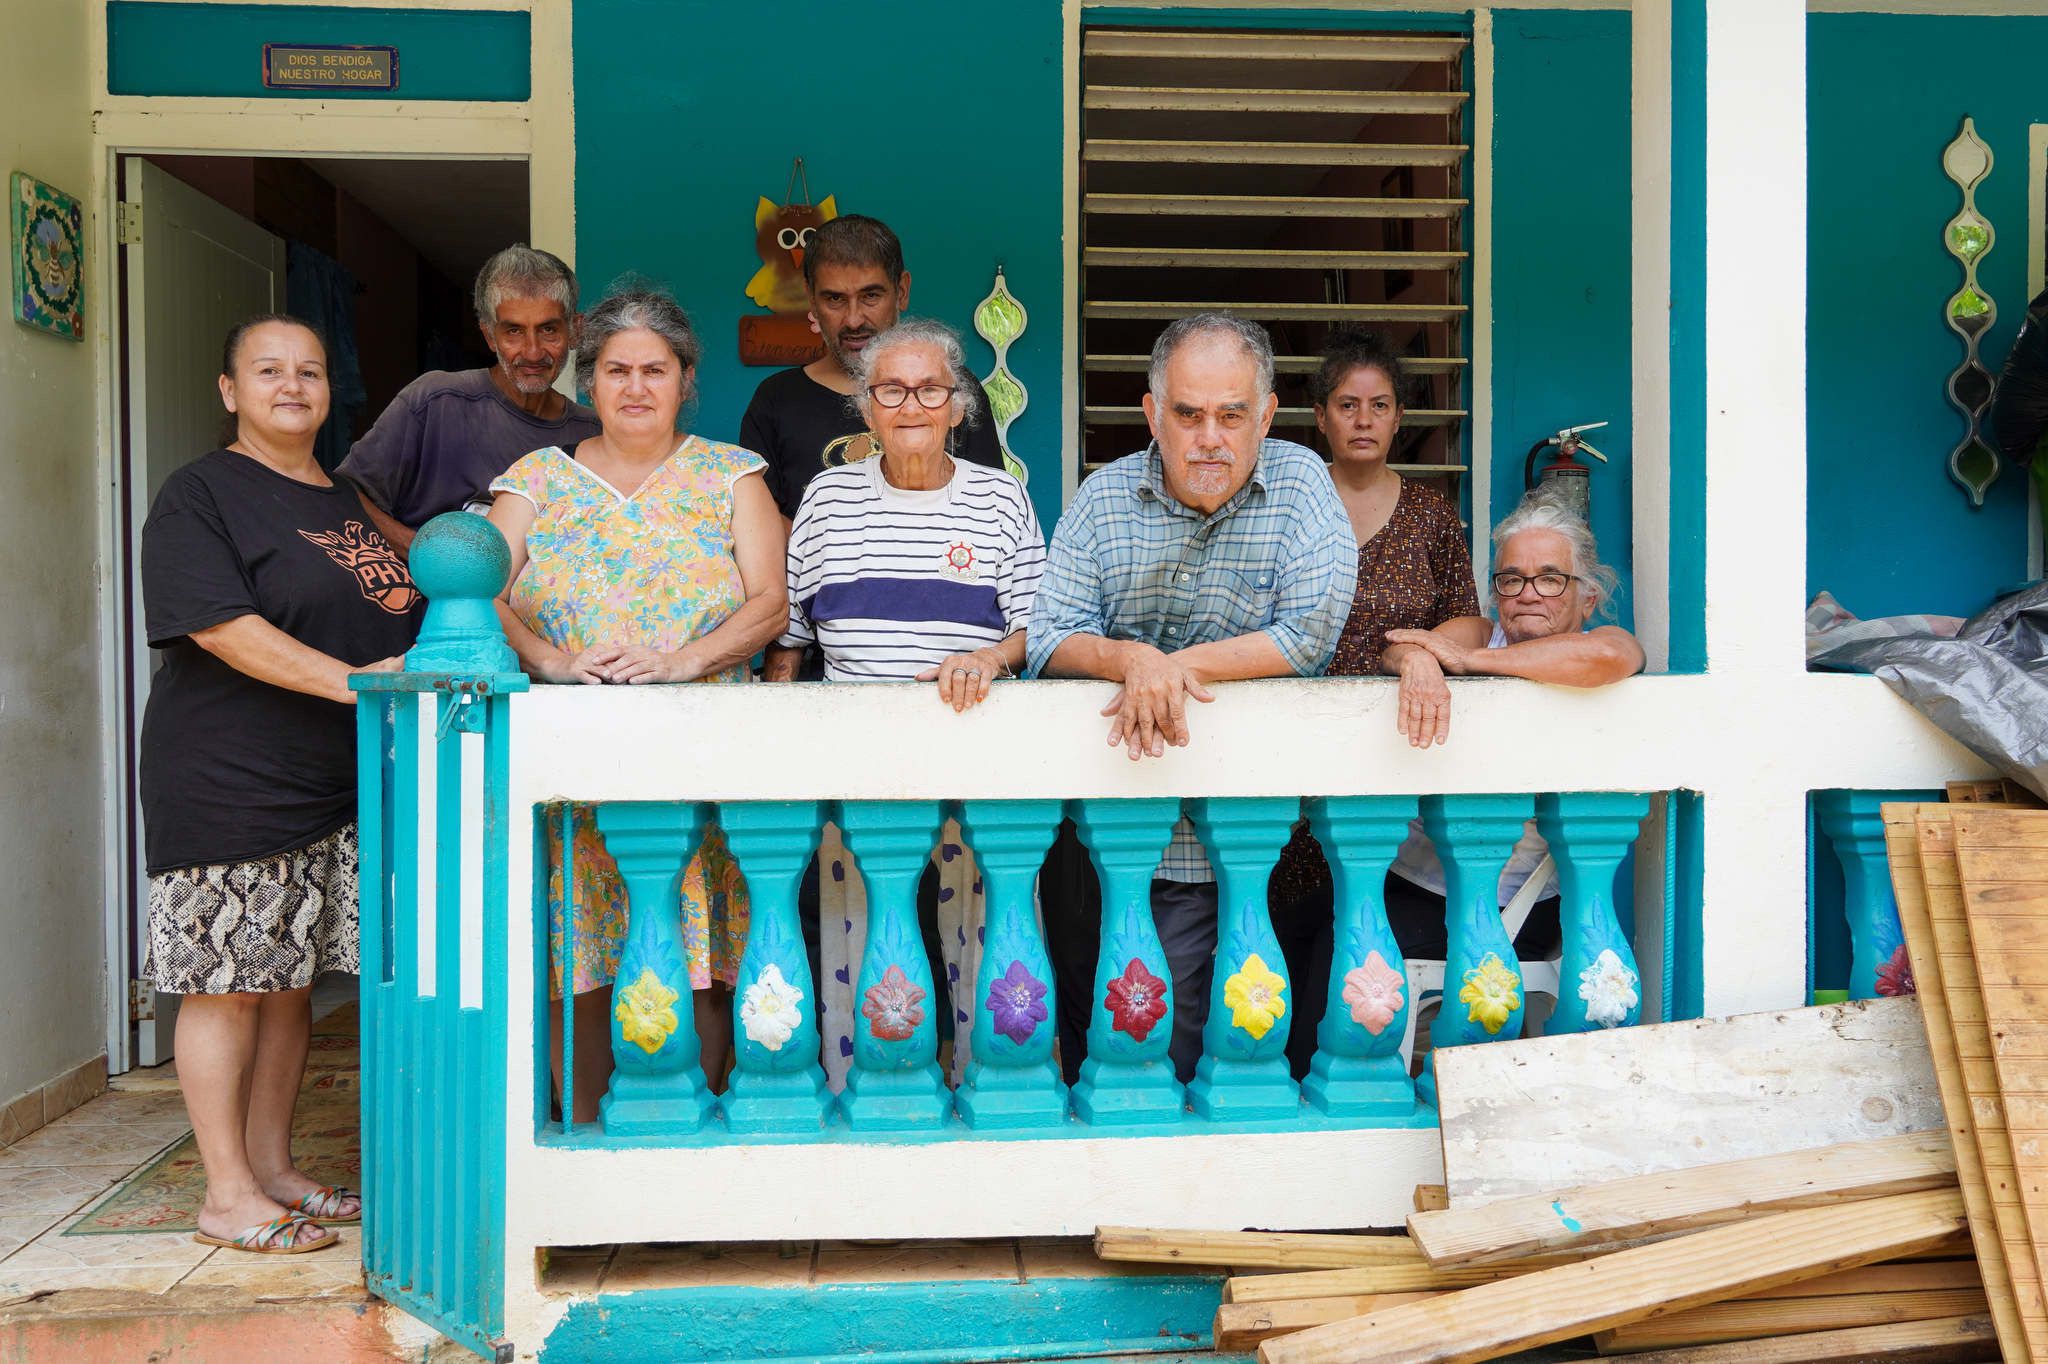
[1027,439,1358,881]
[781,456,1044,681]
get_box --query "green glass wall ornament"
[1941,116,2000,506]
[975,265,1030,485]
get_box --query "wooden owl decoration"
[746,193,838,314]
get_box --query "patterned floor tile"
[0,1217,61,1262]
[0,1125,183,1170]
[0,1166,137,1217]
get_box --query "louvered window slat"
[1080,25,1472,483]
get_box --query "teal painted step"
[539,1277,1225,1363]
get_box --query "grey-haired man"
[339,243,600,552]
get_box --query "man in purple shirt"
[338,244,601,552]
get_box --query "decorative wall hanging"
[974,265,1030,485]
[12,171,84,341]
[1942,117,1999,506]
[739,157,835,367]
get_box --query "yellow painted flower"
[615,968,681,1055]
[1223,953,1288,1040]
[1458,954,1523,1035]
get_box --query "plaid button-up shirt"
[1026,438,1358,882]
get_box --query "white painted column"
[1699,0,1810,1014]
[1630,0,1673,673]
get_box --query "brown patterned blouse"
[1271,478,1479,907]
[1326,478,1480,676]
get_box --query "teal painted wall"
[106,3,530,101]
[571,0,1065,533]
[1669,0,1706,670]
[1489,10,1637,630]
[1807,13,2042,619]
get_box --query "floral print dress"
[491,437,765,995]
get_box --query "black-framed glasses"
[869,382,957,410]
[1491,571,1582,598]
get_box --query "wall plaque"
[262,44,398,91]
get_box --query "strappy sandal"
[193,1211,338,1255]
[285,1184,362,1224]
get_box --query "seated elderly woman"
[763,315,1044,1082]
[486,282,788,1118]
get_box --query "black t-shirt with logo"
[738,366,1006,520]
[140,449,424,873]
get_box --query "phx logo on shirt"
[300,521,421,615]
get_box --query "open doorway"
[112,154,529,1068]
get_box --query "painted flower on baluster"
[1340,951,1405,1035]
[1223,954,1288,1041]
[1105,957,1168,1041]
[614,968,680,1055]
[739,963,805,1052]
[1875,945,1915,997]
[860,964,926,1042]
[1458,954,1522,1036]
[1576,949,1640,1028]
[986,959,1050,1045]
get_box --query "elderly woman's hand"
[583,643,706,685]
[1392,647,1453,749]
[918,646,1008,713]
[536,647,612,685]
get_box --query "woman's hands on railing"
[1387,643,1454,749]
[532,643,707,685]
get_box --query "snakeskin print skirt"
[146,823,361,995]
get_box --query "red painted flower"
[1875,944,1915,997]
[861,964,926,1041]
[1104,957,1169,1041]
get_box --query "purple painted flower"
[986,959,1050,1044]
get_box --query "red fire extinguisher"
[1523,421,1610,524]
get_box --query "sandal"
[285,1184,362,1224]
[194,1211,337,1255]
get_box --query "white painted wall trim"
[1809,0,2048,13]
[1469,8,1495,590]
[1062,0,1083,505]
[1630,0,1673,672]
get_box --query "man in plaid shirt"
[1028,313,1357,1081]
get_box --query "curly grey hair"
[1147,312,1276,404]
[574,281,702,409]
[852,317,982,428]
[1491,484,1621,619]
[472,244,578,327]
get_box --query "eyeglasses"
[1491,572,1582,598]
[869,383,957,410]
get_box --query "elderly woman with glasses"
[763,316,1044,1088]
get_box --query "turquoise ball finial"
[403,512,520,674]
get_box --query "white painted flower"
[1577,949,1639,1028]
[740,964,805,1052]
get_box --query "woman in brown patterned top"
[1273,329,1488,1077]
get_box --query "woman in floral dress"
[487,284,787,1119]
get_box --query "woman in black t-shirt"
[139,316,419,1255]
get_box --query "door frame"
[87,0,573,1072]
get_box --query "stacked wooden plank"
[1095,998,2005,1361]
[1885,798,2048,1363]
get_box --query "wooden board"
[1885,801,2032,1364]
[1409,1131,1955,1266]
[1254,1189,1969,1364]
[1413,1184,1449,1213]
[1214,1291,1442,1351]
[1599,1313,1995,1364]
[1434,997,1944,1206]
[1955,808,2048,1320]
[1590,1286,1991,1352]
[1093,1227,1421,1271]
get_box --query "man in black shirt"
[739,214,1005,524]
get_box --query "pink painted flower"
[1341,952,1405,1035]
[1105,957,1169,1042]
[860,964,926,1042]
[1875,944,1915,997]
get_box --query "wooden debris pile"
[1096,995,2006,1361]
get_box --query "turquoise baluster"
[1814,790,1925,1000]
[718,801,830,1135]
[1536,792,1652,1035]
[954,799,1067,1129]
[1302,795,1419,1118]
[596,801,717,1138]
[1419,793,1536,1108]
[1069,798,1185,1127]
[1186,798,1301,1121]
[836,800,951,1130]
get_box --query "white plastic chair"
[1399,855,1560,1069]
